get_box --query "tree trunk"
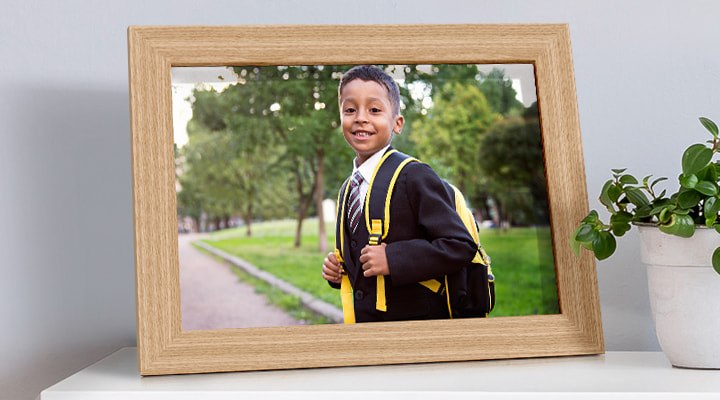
[211,217,219,232]
[244,202,253,237]
[192,217,199,233]
[294,209,305,247]
[293,160,319,248]
[294,167,309,247]
[316,150,328,254]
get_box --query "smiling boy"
[322,65,477,323]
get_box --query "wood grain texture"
[128,24,603,376]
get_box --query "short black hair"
[338,65,401,116]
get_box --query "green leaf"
[610,210,633,223]
[706,215,717,228]
[682,143,713,176]
[611,222,631,236]
[679,174,698,189]
[624,188,650,207]
[592,231,617,260]
[712,247,720,275]
[708,198,720,227]
[610,211,633,236]
[599,180,616,209]
[642,175,651,186]
[659,214,696,238]
[650,176,668,191]
[659,207,672,224]
[575,224,599,242]
[619,174,638,185]
[695,181,718,196]
[677,190,702,209]
[700,117,719,137]
[611,168,627,175]
[715,224,720,234]
[697,164,718,182]
[581,210,599,224]
[649,197,672,211]
[633,204,653,219]
[704,196,720,216]
[608,185,622,203]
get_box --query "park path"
[178,232,302,330]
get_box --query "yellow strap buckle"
[334,249,344,264]
[369,219,387,312]
[368,219,383,246]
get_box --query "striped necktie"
[347,171,364,233]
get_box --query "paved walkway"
[178,233,302,330]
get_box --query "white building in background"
[322,199,336,224]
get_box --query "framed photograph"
[128,24,603,376]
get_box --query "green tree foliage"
[235,65,350,252]
[401,65,523,117]
[176,143,204,231]
[478,103,549,225]
[477,68,525,116]
[407,66,546,227]
[411,81,499,200]
[402,64,481,101]
[177,117,290,236]
[177,66,354,251]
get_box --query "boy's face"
[339,79,404,166]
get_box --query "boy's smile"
[340,79,403,165]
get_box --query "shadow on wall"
[1,85,136,400]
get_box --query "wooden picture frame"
[128,23,603,376]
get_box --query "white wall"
[2,1,719,398]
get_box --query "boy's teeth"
[356,132,370,137]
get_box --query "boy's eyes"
[343,107,383,113]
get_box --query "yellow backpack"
[334,149,495,323]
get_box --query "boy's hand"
[322,252,342,284]
[360,243,389,277]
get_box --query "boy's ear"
[394,115,404,135]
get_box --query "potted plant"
[571,117,720,369]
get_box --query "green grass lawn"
[202,218,559,318]
[477,228,559,316]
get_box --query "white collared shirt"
[351,145,391,212]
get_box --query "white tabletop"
[41,348,720,399]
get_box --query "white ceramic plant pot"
[638,224,720,369]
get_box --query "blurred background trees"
[175,64,550,250]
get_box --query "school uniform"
[333,146,477,322]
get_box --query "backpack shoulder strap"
[363,150,418,314]
[334,176,356,324]
[334,177,351,264]
[365,150,418,244]
[446,182,490,265]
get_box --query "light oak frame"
[128,24,603,376]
